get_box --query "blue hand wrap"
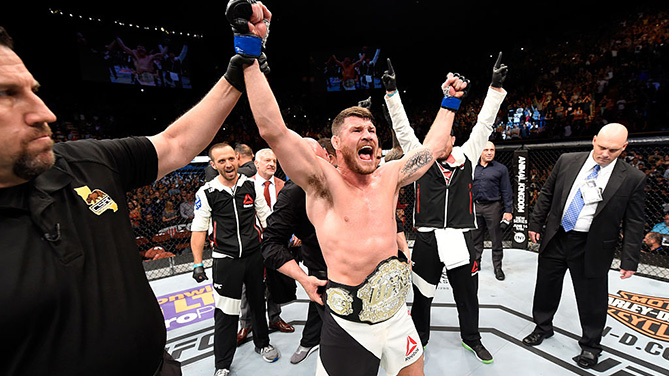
[234,34,262,56]
[441,96,461,111]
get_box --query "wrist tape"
[234,34,262,56]
[441,96,461,111]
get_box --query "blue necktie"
[562,164,601,232]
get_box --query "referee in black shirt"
[471,141,513,280]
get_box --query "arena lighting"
[47,8,204,39]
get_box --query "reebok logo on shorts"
[405,336,419,361]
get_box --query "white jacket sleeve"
[191,186,212,232]
[384,92,423,152]
[461,87,507,170]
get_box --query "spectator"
[642,232,666,255]
[128,200,142,230]
[651,214,669,235]
[179,192,195,222]
[161,200,179,226]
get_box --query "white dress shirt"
[253,174,277,211]
[562,151,617,232]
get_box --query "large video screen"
[318,46,383,92]
[76,25,193,89]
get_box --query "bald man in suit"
[522,123,646,369]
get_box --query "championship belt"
[326,252,411,324]
[137,72,156,86]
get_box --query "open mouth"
[358,145,374,162]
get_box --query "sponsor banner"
[608,290,669,342]
[512,150,529,249]
[157,285,215,331]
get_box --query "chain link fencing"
[136,137,669,282]
[493,137,669,282]
[131,161,208,280]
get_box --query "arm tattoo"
[400,149,434,177]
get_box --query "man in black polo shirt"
[471,141,513,280]
[0,25,247,375]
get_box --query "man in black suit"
[235,144,257,177]
[262,138,331,365]
[522,123,646,369]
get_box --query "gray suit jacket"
[529,151,647,277]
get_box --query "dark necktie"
[263,180,272,209]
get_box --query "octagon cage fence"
[134,137,669,283]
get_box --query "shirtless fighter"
[223,3,467,375]
[247,65,466,376]
[329,54,365,90]
[114,37,167,86]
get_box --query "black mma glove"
[192,263,208,283]
[491,51,508,89]
[381,58,397,93]
[223,53,270,92]
[226,0,263,57]
[440,73,470,112]
[358,96,372,109]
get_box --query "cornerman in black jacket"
[190,142,279,374]
[383,54,508,364]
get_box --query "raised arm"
[380,103,404,162]
[114,37,137,59]
[382,60,465,188]
[352,53,365,66]
[243,61,327,193]
[330,54,343,67]
[145,0,279,180]
[148,44,168,60]
[458,52,508,163]
[396,107,456,188]
[147,73,242,180]
[382,59,422,154]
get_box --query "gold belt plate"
[357,259,410,323]
[326,287,354,316]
